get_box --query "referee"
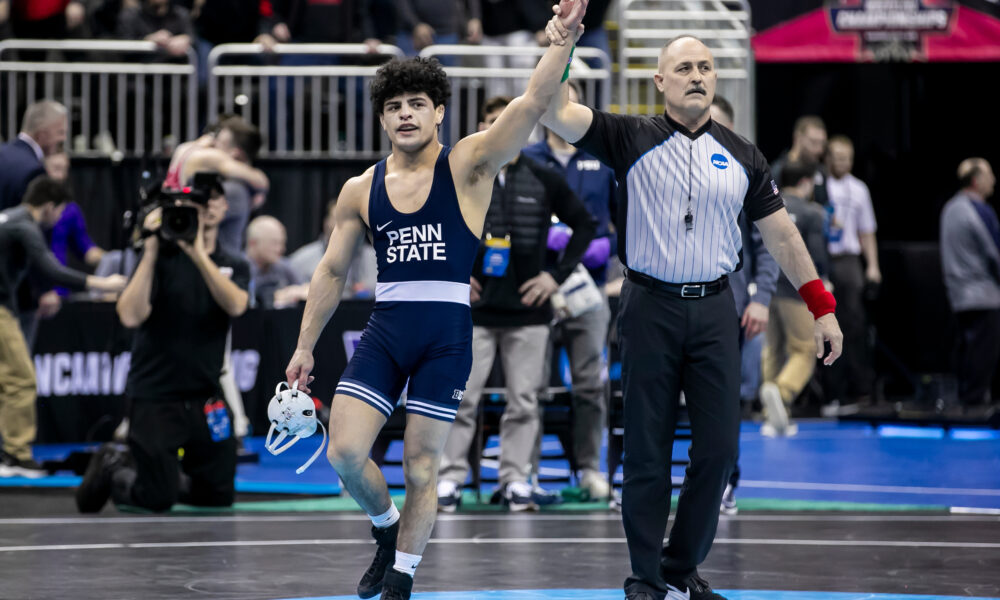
[542,28,843,600]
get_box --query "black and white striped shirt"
[575,111,784,283]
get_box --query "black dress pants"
[827,255,872,401]
[955,309,1000,406]
[112,397,237,512]
[618,280,741,596]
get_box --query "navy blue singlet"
[336,146,481,422]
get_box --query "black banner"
[33,300,374,443]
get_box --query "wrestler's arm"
[450,0,589,181]
[285,172,370,391]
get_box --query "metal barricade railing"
[207,43,404,158]
[418,45,613,147]
[617,0,756,140]
[207,43,612,157]
[0,39,197,156]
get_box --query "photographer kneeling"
[75,174,250,513]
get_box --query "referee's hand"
[814,314,844,366]
[520,271,559,307]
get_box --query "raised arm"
[285,174,369,393]
[537,6,596,143]
[540,80,594,144]
[452,0,589,177]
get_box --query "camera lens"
[161,205,199,242]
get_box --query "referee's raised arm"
[540,79,594,144]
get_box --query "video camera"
[140,172,224,244]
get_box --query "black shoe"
[379,569,413,600]
[0,450,47,479]
[663,572,727,600]
[75,443,129,513]
[357,521,399,599]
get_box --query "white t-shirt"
[826,173,877,256]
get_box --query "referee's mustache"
[686,86,707,96]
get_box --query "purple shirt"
[48,202,96,296]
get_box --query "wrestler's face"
[655,37,717,121]
[380,92,444,153]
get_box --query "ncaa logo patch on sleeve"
[771,179,780,196]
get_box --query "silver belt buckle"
[680,284,705,298]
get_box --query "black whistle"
[685,211,693,232]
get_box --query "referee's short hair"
[661,34,707,53]
[780,161,818,189]
[659,35,710,69]
[23,176,72,208]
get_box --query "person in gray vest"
[0,178,126,478]
[940,158,999,410]
[436,95,596,512]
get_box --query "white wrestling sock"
[370,503,400,529]
[393,550,422,577]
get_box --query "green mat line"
[159,493,946,514]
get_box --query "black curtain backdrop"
[754,61,1000,242]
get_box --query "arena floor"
[2,421,999,600]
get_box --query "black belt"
[626,269,729,299]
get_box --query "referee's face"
[655,38,717,122]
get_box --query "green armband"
[561,45,575,82]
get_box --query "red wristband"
[797,279,836,319]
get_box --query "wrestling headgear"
[265,380,328,474]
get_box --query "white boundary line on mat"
[2,536,1000,553]
[2,513,1000,526]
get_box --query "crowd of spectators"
[0,0,615,78]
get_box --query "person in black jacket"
[436,96,596,511]
[0,178,126,478]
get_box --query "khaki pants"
[0,306,37,461]
[762,297,816,404]
[439,324,550,486]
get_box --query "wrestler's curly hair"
[370,57,450,113]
